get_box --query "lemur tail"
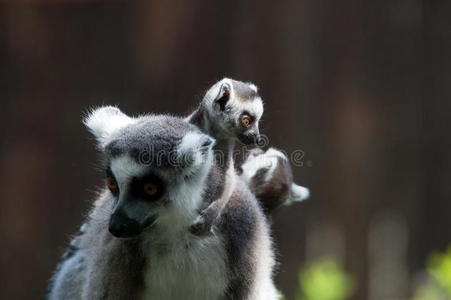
[286,183,310,204]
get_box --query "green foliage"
[427,247,451,296]
[412,283,448,300]
[412,246,451,300]
[295,258,355,300]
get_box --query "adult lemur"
[47,107,279,300]
[187,78,308,233]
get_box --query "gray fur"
[47,107,278,300]
[229,80,258,101]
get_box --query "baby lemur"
[187,78,308,234]
[186,78,262,234]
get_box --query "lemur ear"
[83,106,135,148]
[287,183,310,204]
[177,132,215,165]
[214,83,231,111]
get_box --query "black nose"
[108,211,141,238]
[239,132,260,145]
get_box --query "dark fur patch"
[219,183,257,299]
[216,83,231,111]
[99,238,146,299]
[188,106,205,129]
[251,156,292,215]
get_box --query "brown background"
[1,1,450,299]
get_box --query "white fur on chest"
[141,234,228,300]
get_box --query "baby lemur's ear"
[83,106,135,149]
[214,83,231,111]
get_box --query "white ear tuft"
[83,106,135,148]
[178,132,215,166]
[248,83,258,93]
[287,183,310,204]
[178,132,215,155]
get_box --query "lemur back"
[47,106,279,300]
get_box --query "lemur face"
[206,78,263,144]
[85,107,215,238]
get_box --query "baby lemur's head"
[201,78,263,145]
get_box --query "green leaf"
[427,246,451,296]
[296,257,355,300]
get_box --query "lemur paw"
[189,215,213,236]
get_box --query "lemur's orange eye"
[144,183,158,196]
[241,116,251,128]
[107,177,118,192]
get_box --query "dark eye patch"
[106,167,114,178]
[105,168,119,196]
[130,173,165,201]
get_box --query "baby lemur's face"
[206,78,263,144]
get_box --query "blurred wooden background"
[0,1,450,299]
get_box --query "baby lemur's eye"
[144,183,159,196]
[107,176,119,194]
[241,115,252,128]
